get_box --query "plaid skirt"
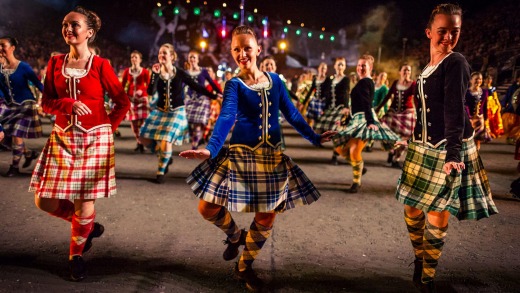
[381,108,416,139]
[140,107,189,145]
[185,94,211,125]
[470,115,492,142]
[396,139,498,220]
[186,145,321,213]
[306,98,326,121]
[29,126,116,199]
[0,101,42,138]
[333,110,401,146]
[126,97,149,121]
[314,106,345,133]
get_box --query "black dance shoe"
[223,229,247,261]
[4,165,20,177]
[22,150,39,168]
[348,183,360,193]
[154,175,165,184]
[234,263,264,292]
[83,223,105,253]
[68,255,87,281]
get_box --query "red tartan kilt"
[29,126,116,199]
[126,97,149,121]
[382,109,416,139]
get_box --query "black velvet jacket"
[413,52,473,163]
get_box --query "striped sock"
[12,142,24,167]
[404,210,425,259]
[422,222,448,283]
[238,220,272,271]
[49,200,75,222]
[352,160,364,184]
[157,150,172,175]
[205,207,241,242]
[70,212,96,259]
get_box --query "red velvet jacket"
[42,54,130,133]
[121,67,150,99]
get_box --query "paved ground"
[0,120,519,293]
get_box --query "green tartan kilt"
[396,139,498,220]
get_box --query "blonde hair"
[232,25,257,42]
[160,43,177,62]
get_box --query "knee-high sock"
[351,160,364,184]
[404,210,425,259]
[11,142,24,167]
[238,220,272,271]
[70,211,95,259]
[157,150,172,175]
[204,207,241,242]
[49,200,74,222]
[422,222,448,283]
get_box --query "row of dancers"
[0,4,502,293]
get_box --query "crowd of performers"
[0,3,517,292]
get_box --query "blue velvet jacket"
[206,72,321,158]
[0,61,43,105]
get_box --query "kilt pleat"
[186,145,321,213]
[314,106,345,133]
[333,110,401,146]
[306,98,326,121]
[396,139,498,220]
[185,94,211,125]
[126,97,149,121]
[0,101,42,138]
[381,108,416,139]
[139,107,189,144]
[29,126,116,199]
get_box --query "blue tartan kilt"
[0,100,42,138]
[396,139,498,220]
[139,107,189,145]
[185,94,211,125]
[306,98,326,121]
[186,145,321,213]
[332,110,401,147]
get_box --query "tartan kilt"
[139,107,189,145]
[396,139,498,220]
[381,108,416,139]
[0,100,42,138]
[314,105,345,133]
[186,145,321,213]
[185,94,211,125]
[470,115,492,142]
[126,97,149,121]
[29,126,116,199]
[306,98,326,121]
[333,110,401,146]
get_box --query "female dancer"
[395,4,497,292]
[483,75,503,138]
[179,25,336,292]
[203,66,223,142]
[139,44,219,184]
[121,50,150,153]
[465,71,490,150]
[304,62,331,128]
[30,6,130,281]
[314,57,350,165]
[184,50,222,149]
[0,36,44,177]
[376,64,417,168]
[333,55,400,193]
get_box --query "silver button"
[77,121,82,125]
[427,108,430,112]
[258,93,261,96]
[425,95,428,98]
[259,103,262,107]
[76,79,80,83]
[268,135,271,139]
[77,90,80,94]
[259,114,262,118]
[258,136,262,140]
[268,113,271,117]
[259,125,262,129]
[427,122,431,126]
[268,124,271,128]
[419,108,422,112]
[428,136,431,140]
[269,102,272,106]
[418,134,422,137]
